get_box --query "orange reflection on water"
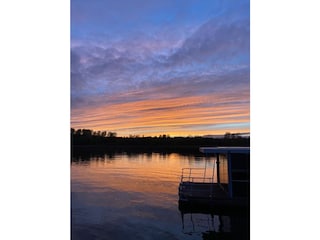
[71,153,216,207]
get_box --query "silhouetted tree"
[75,129,82,135]
[129,134,140,138]
[224,132,232,139]
[107,132,117,138]
[82,129,92,136]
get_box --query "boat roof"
[199,147,250,154]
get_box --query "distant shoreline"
[71,136,250,159]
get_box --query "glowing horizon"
[71,0,250,137]
[71,90,250,137]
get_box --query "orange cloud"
[71,92,249,136]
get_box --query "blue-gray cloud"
[71,0,250,110]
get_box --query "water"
[71,153,249,240]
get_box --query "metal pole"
[216,154,220,184]
[203,157,207,182]
[227,152,233,199]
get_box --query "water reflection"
[178,202,249,240]
[71,152,248,240]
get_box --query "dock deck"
[179,182,228,201]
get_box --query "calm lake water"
[71,153,249,240]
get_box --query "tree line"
[71,128,250,157]
[71,128,117,138]
[71,128,249,147]
[71,128,247,140]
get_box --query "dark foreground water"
[71,153,249,240]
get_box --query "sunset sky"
[71,0,250,137]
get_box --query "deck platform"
[179,182,228,200]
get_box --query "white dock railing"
[180,168,214,183]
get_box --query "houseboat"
[178,147,250,209]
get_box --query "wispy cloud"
[71,0,250,136]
